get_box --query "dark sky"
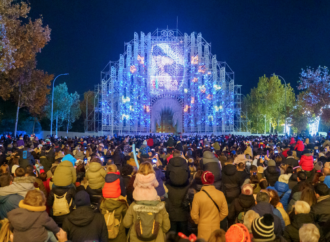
[28,0,330,95]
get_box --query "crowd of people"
[0,133,330,242]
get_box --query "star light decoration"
[214,105,223,112]
[184,105,190,112]
[130,65,137,73]
[192,77,198,83]
[137,55,144,65]
[199,85,206,93]
[191,55,198,65]
[191,97,195,104]
[143,105,150,112]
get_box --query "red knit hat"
[225,223,251,242]
[201,171,214,185]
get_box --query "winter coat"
[287,191,301,213]
[200,151,222,189]
[324,175,330,188]
[154,168,165,197]
[272,181,292,211]
[62,206,108,242]
[190,185,228,240]
[18,149,35,169]
[167,137,175,147]
[103,172,126,198]
[45,147,55,164]
[74,150,85,160]
[47,186,76,225]
[289,137,295,145]
[0,176,35,197]
[284,213,316,242]
[264,166,280,186]
[8,201,60,242]
[147,138,154,147]
[85,162,106,189]
[112,148,125,165]
[133,173,159,201]
[166,183,190,222]
[299,153,314,171]
[311,196,330,235]
[234,154,247,165]
[294,140,304,152]
[52,160,77,187]
[123,201,170,242]
[284,157,299,167]
[228,194,255,225]
[221,164,243,203]
[0,194,23,219]
[166,157,190,186]
[251,202,283,236]
[276,205,290,226]
[213,142,220,151]
[100,198,128,242]
[40,156,52,173]
[244,146,253,158]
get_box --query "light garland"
[130,65,137,73]
[122,96,130,103]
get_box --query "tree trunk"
[56,114,58,137]
[14,93,21,137]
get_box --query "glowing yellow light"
[192,77,198,83]
[191,97,195,104]
[137,55,144,65]
[214,84,221,90]
[191,55,198,64]
[207,94,213,100]
[184,105,190,112]
[130,65,137,73]
[122,96,130,103]
[199,85,206,93]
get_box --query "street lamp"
[272,73,287,134]
[50,73,69,136]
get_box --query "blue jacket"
[62,154,77,166]
[155,168,165,196]
[324,176,330,189]
[0,194,24,219]
[268,181,291,211]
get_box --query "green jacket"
[86,162,106,189]
[52,161,77,187]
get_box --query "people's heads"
[208,229,226,242]
[295,201,311,214]
[259,179,269,189]
[201,171,214,185]
[193,170,203,183]
[243,210,260,233]
[285,166,293,174]
[25,165,35,176]
[287,150,293,156]
[0,164,9,175]
[299,224,320,242]
[137,162,155,175]
[250,165,257,175]
[256,191,270,204]
[15,167,25,177]
[267,189,280,207]
[251,214,276,241]
[23,190,46,207]
[275,156,282,166]
[237,162,245,171]
[107,164,118,173]
[121,164,134,176]
[225,224,250,242]
[90,157,102,165]
[226,157,234,164]
[314,183,329,199]
[0,173,12,187]
[300,187,317,207]
[39,172,47,182]
[297,171,307,182]
[75,190,91,207]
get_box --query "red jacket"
[299,154,314,171]
[294,140,305,152]
[102,172,126,198]
[282,149,290,158]
[147,138,154,147]
[289,137,296,145]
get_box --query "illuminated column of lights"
[197,33,203,132]
[183,33,190,132]
[190,32,196,130]
[118,55,124,130]
[110,66,117,130]
[220,66,226,132]
[212,54,218,131]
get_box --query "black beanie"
[251,214,276,242]
[75,190,91,207]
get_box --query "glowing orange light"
[137,55,144,65]
[198,65,206,73]
[191,97,195,104]
[207,94,213,100]
[199,85,206,93]
[130,65,137,73]
[192,77,198,83]
[191,55,198,64]
[143,105,150,113]
[184,105,190,112]
[208,71,212,75]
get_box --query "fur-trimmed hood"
[133,201,164,213]
[14,176,36,184]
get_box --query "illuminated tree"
[65,92,81,133]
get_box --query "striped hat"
[251,214,276,242]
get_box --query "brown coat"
[190,185,228,240]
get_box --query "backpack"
[53,192,72,216]
[0,218,12,242]
[104,210,121,239]
[135,211,160,241]
[169,167,188,186]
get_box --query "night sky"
[28,0,330,95]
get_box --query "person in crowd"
[236,162,249,181]
[25,165,48,196]
[8,190,62,242]
[267,189,290,226]
[52,157,77,188]
[299,224,320,242]
[243,210,260,237]
[190,171,228,240]
[166,150,190,186]
[251,192,283,235]
[294,139,305,158]
[121,164,134,189]
[199,150,222,190]
[225,223,250,242]
[284,150,299,167]
[62,191,108,242]
[18,143,35,169]
[264,159,280,186]
[222,157,243,204]
[251,214,286,242]
[85,157,106,190]
[299,149,314,172]
[289,171,307,200]
[102,164,126,199]
[268,174,292,210]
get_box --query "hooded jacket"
[0,176,35,197]
[299,153,314,171]
[284,213,316,242]
[133,173,159,201]
[228,193,255,225]
[264,166,280,186]
[52,160,77,187]
[284,156,299,167]
[7,201,60,242]
[39,155,52,173]
[0,194,23,219]
[18,148,35,169]
[200,151,222,185]
[294,140,304,152]
[221,164,243,203]
[103,172,126,198]
[154,167,166,197]
[62,206,108,242]
[271,181,291,211]
[85,162,106,189]
[147,138,154,147]
[166,157,190,186]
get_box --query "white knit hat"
[278,174,291,184]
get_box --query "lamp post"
[50,73,69,136]
[272,74,287,134]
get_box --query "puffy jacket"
[166,157,190,186]
[289,137,295,145]
[264,166,280,186]
[133,173,159,201]
[311,196,330,236]
[221,164,243,203]
[155,168,165,197]
[200,151,222,184]
[18,149,35,169]
[284,213,316,242]
[85,162,106,189]
[52,160,77,187]
[102,172,126,198]
[0,194,24,219]
[299,154,314,171]
[0,176,35,197]
[39,156,52,173]
[244,146,253,157]
[294,140,304,152]
[270,181,291,211]
[228,194,255,225]
[147,138,154,147]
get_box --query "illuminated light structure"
[100,29,242,134]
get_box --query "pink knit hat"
[241,184,253,195]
